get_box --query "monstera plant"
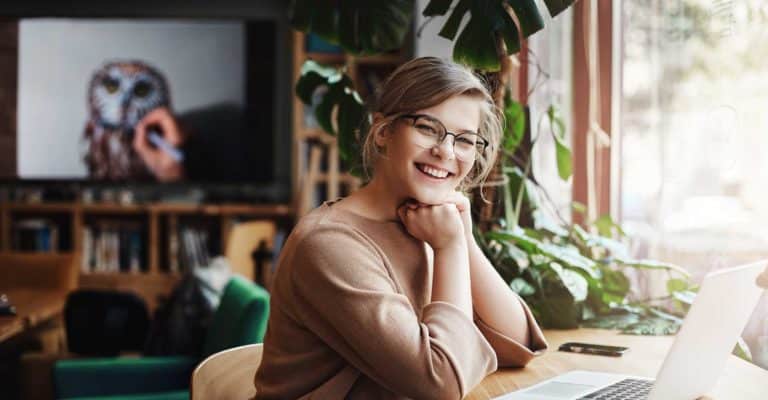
[290,0,702,336]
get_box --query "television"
[0,0,292,202]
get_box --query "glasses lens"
[409,116,443,147]
[453,134,478,160]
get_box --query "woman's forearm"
[431,239,473,317]
[467,240,531,345]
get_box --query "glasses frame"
[397,114,489,158]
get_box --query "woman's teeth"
[417,163,450,179]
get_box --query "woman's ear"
[372,113,390,148]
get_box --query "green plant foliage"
[423,0,572,70]
[295,60,365,162]
[290,0,413,55]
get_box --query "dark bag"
[143,272,214,357]
[64,290,149,356]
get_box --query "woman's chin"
[409,188,454,205]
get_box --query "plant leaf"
[667,278,689,294]
[338,0,414,54]
[615,258,691,278]
[337,88,365,161]
[510,277,536,296]
[453,18,501,71]
[422,0,453,16]
[554,134,572,180]
[542,0,577,18]
[290,0,340,44]
[438,0,470,40]
[503,95,525,153]
[549,263,589,302]
[295,60,339,104]
[505,0,544,37]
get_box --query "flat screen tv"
[0,1,292,200]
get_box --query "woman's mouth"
[415,163,454,179]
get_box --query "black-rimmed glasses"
[398,114,488,162]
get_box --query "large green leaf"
[510,277,536,296]
[422,0,453,16]
[554,136,572,180]
[295,60,365,163]
[542,0,577,18]
[291,0,414,55]
[453,17,504,71]
[438,0,471,40]
[503,95,526,153]
[615,258,691,278]
[505,0,544,36]
[338,0,414,54]
[295,60,340,104]
[548,263,588,302]
[290,0,340,44]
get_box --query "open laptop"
[495,260,767,400]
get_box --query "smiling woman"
[253,57,548,399]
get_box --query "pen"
[147,129,184,162]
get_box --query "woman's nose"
[432,137,456,160]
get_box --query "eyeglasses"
[398,114,488,162]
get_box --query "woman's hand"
[133,107,185,181]
[444,191,474,241]
[397,202,465,250]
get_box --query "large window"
[619,0,768,367]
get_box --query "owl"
[82,60,171,180]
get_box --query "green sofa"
[53,276,269,400]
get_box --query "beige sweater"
[254,200,547,399]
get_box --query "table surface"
[0,288,67,342]
[466,328,768,400]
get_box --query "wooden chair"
[190,343,263,400]
[224,221,276,287]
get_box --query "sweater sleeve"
[474,293,548,367]
[289,224,497,400]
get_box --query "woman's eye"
[415,124,438,135]
[456,136,476,145]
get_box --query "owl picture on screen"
[82,60,171,180]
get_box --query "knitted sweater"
[254,200,547,399]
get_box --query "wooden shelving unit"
[292,32,411,216]
[0,201,291,310]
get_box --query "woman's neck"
[342,176,405,222]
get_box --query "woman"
[254,57,547,399]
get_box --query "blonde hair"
[360,57,502,190]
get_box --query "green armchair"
[53,275,269,400]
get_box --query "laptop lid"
[649,260,767,400]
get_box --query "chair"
[53,275,269,400]
[64,289,150,356]
[224,220,276,286]
[190,343,262,400]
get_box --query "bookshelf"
[291,32,411,216]
[0,201,291,310]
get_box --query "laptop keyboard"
[578,378,654,399]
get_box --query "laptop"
[495,260,767,400]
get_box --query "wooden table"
[467,329,768,400]
[0,289,67,342]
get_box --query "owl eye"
[102,77,120,94]
[133,81,153,98]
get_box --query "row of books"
[81,222,144,273]
[168,225,213,273]
[12,219,59,252]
